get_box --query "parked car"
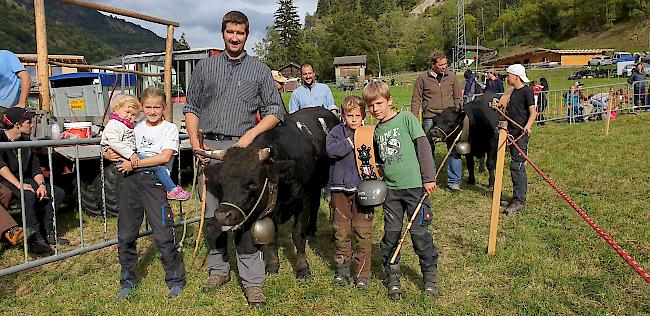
[588,56,614,66]
[613,52,634,62]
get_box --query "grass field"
[281,67,630,110]
[1,113,649,315]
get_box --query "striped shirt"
[184,52,285,136]
[288,82,336,114]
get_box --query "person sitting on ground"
[585,92,610,121]
[101,94,189,201]
[326,95,375,290]
[0,183,23,245]
[0,107,66,256]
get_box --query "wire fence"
[0,136,198,277]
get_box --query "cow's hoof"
[296,268,311,280]
[467,178,476,185]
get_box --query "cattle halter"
[433,120,463,142]
[220,178,278,231]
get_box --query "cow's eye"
[248,183,258,191]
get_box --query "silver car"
[588,56,614,66]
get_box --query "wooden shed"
[279,62,301,79]
[334,55,367,85]
[485,48,614,67]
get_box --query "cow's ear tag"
[258,148,271,161]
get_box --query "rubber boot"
[385,264,401,300]
[333,260,351,286]
[423,271,438,299]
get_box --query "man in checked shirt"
[184,11,285,306]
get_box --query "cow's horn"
[258,148,271,161]
[194,149,226,160]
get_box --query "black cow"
[427,93,500,187]
[202,107,340,279]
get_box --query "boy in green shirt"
[364,81,439,300]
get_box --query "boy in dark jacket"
[326,95,374,290]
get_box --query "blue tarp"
[49,72,136,87]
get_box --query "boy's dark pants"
[509,133,529,205]
[117,172,186,289]
[330,191,374,279]
[380,188,438,273]
[0,178,63,238]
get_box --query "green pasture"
[1,113,649,315]
[282,67,631,111]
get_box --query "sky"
[95,0,318,52]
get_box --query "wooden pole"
[488,121,508,256]
[54,0,179,26]
[604,89,613,136]
[164,25,174,122]
[34,0,50,111]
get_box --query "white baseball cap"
[506,64,530,83]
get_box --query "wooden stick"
[488,121,508,255]
[54,0,179,26]
[389,193,428,264]
[604,89,613,136]
[34,0,51,112]
[164,25,175,122]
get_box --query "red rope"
[505,131,650,284]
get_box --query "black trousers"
[117,172,185,289]
[0,178,64,238]
[380,187,438,273]
[508,132,529,204]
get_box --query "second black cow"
[427,93,500,187]
[201,107,340,279]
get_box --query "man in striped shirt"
[184,10,284,306]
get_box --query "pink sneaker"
[167,186,190,201]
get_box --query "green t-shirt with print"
[374,111,425,189]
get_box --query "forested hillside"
[255,0,650,80]
[1,0,171,62]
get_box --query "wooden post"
[488,121,508,255]
[54,0,179,26]
[604,89,613,136]
[34,0,50,111]
[164,25,174,122]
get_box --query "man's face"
[368,96,393,123]
[432,58,448,74]
[222,22,248,56]
[506,72,519,86]
[17,119,33,134]
[301,66,315,86]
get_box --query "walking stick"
[389,193,429,264]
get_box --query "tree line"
[254,0,650,81]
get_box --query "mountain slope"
[1,0,171,63]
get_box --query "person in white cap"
[503,64,537,215]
